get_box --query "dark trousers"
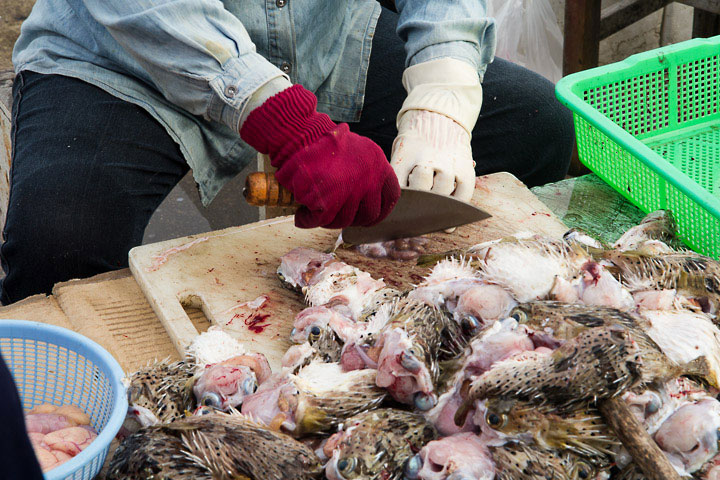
[2,8,573,305]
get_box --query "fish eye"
[337,457,356,474]
[242,377,257,395]
[201,391,223,408]
[572,461,594,479]
[414,392,436,411]
[461,315,481,334]
[403,454,422,479]
[645,395,661,415]
[126,385,142,403]
[309,325,322,337]
[485,411,508,429]
[510,309,527,322]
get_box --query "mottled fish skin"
[306,326,343,363]
[326,409,437,480]
[612,210,680,252]
[483,397,617,459]
[510,301,692,387]
[491,442,601,480]
[292,367,387,437]
[603,250,720,306]
[510,301,636,340]
[126,360,195,425]
[614,464,646,480]
[458,325,645,420]
[242,364,387,438]
[107,412,323,480]
[358,288,403,322]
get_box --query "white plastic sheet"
[488,0,564,83]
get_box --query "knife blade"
[341,188,491,244]
[243,172,491,243]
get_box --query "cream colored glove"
[391,58,482,203]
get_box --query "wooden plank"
[52,270,186,373]
[129,172,568,371]
[563,0,602,76]
[0,294,74,331]
[600,0,671,40]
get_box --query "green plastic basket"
[556,36,720,258]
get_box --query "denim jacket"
[13,0,495,204]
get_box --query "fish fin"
[682,356,712,384]
[416,250,463,267]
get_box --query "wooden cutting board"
[129,172,568,370]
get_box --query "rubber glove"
[391,58,483,203]
[240,84,400,229]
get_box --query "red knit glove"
[240,85,400,229]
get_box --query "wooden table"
[0,174,643,374]
[0,173,651,478]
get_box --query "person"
[4,0,573,305]
[0,354,45,479]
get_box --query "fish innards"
[110,211,720,479]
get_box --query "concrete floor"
[142,166,260,244]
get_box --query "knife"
[243,172,491,244]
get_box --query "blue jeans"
[2,8,573,304]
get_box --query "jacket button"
[281,62,291,74]
[225,85,238,97]
[276,0,287,7]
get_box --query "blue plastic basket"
[0,320,127,480]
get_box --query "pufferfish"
[456,323,706,425]
[324,408,437,480]
[481,396,617,459]
[124,359,196,427]
[491,441,606,480]
[106,411,323,480]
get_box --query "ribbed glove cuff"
[240,84,337,166]
[397,58,483,135]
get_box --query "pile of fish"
[107,210,720,479]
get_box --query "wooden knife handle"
[244,172,298,207]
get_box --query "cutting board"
[129,172,568,370]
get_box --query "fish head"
[277,247,336,290]
[126,361,194,424]
[375,327,436,409]
[240,374,300,434]
[482,397,532,435]
[291,306,336,343]
[193,363,258,411]
[292,363,386,436]
[325,409,437,480]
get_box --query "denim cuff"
[208,53,287,132]
[409,42,488,79]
